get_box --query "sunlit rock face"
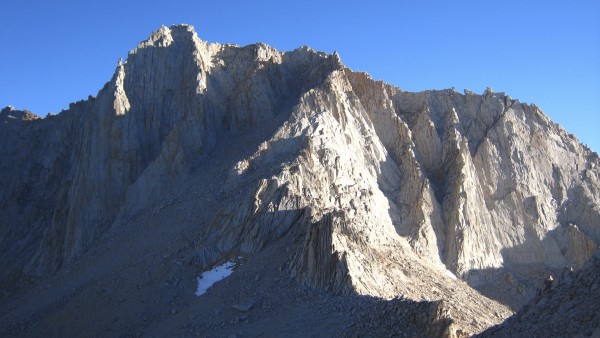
[1,24,598,335]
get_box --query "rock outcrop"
[1,24,599,335]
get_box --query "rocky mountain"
[1,24,598,337]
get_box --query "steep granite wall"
[1,24,598,333]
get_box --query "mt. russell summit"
[1,24,598,337]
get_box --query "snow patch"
[446,270,458,280]
[195,261,236,296]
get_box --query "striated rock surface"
[198,67,600,313]
[1,24,599,336]
[0,25,338,292]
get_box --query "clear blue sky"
[2,0,599,151]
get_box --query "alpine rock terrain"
[1,24,598,337]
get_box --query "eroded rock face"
[0,25,340,291]
[200,66,599,314]
[1,24,598,335]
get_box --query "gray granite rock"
[1,24,598,336]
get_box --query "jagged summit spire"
[132,24,201,52]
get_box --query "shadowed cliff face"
[1,24,599,336]
[0,25,341,292]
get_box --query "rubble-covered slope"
[478,251,600,337]
[1,24,599,336]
